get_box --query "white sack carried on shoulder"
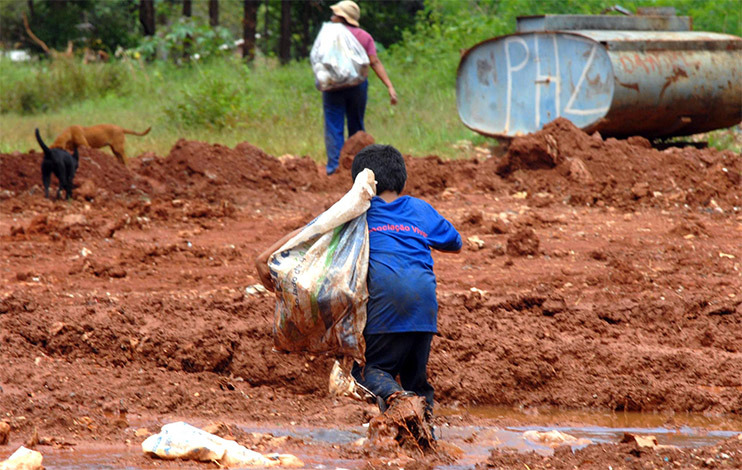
[268,169,376,363]
[310,22,369,91]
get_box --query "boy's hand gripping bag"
[310,22,369,92]
[267,169,376,363]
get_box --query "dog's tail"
[34,128,51,155]
[122,126,152,137]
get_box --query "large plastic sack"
[141,422,302,468]
[310,22,369,91]
[0,446,43,470]
[268,169,376,363]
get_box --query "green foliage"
[163,64,246,129]
[707,127,742,153]
[0,58,133,114]
[2,0,741,159]
[132,17,235,63]
[10,0,139,54]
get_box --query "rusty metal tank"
[456,14,742,138]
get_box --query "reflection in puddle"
[5,410,740,469]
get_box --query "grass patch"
[0,54,483,161]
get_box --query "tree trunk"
[27,0,34,18]
[278,0,291,64]
[209,0,219,27]
[296,0,309,57]
[263,0,269,45]
[183,0,192,61]
[139,0,155,36]
[242,0,259,61]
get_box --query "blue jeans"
[322,80,368,175]
[352,332,435,411]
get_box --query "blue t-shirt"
[365,195,462,335]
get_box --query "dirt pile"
[0,147,140,196]
[481,433,742,469]
[4,125,740,212]
[131,139,338,198]
[1,140,337,202]
[497,118,742,209]
[337,131,375,172]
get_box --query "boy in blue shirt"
[255,144,461,420]
[350,144,462,417]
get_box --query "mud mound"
[0,147,144,197]
[338,131,375,171]
[506,228,540,256]
[497,118,742,210]
[484,434,742,469]
[405,155,508,197]
[131,139,334,197]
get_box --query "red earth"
[1,119,741,468]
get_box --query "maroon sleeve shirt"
[345,25,377,57]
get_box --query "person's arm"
[255,227,302,292]
[369,55,397,105]
[434,244,462,254]
[425,205,463,254]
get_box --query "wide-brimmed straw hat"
[331,0,360,27]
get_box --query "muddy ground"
[0,119,741,469]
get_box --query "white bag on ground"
[268,169,376,363]
[310,22,369,91]
[0,446,43,470]
[141,422,302,468]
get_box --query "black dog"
[35,128,79,200]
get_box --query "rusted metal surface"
[456,15,742,139]
[580,30,742,137]
[517,14,692,32]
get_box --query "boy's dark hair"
[351,144,407,194]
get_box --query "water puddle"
[4,409,740,469]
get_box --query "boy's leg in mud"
[352,333,408,409]
[398,332,435,412]
[399,332,436,439]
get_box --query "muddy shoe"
[424,408,437,441]
[377,390,415,413]
[368,392,435,453]
[387,390,416,405]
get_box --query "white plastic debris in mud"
[522,430,592,448]
[0,446,43,470]
[142,422,302,468]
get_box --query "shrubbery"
[0,58,133,114]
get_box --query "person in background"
[322,0,397,176]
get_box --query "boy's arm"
[434,244,462,254]
[426,208,463,253]
[255,227,302,292]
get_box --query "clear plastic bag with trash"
[267,169,376,364]
[310,22,369,91]
[141,422,302,468]
[0,446,43,470]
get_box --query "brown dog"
[51,124,151,165]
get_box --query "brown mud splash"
[365,395,460,469]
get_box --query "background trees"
[2,0,738,64]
